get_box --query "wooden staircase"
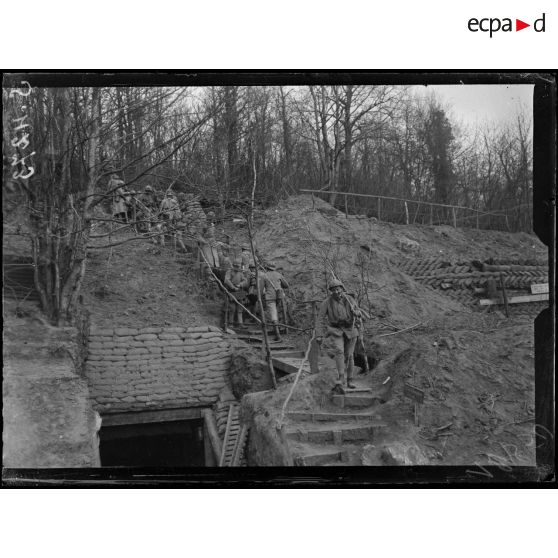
[284,380,388,466]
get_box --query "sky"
[413,84,534,128]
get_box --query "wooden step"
[287,411,379,422]
[286,423,381,444]
[332,393,381,409]
[295,448,348,466]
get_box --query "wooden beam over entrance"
[102,407,202,427]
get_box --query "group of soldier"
[108,174,368,394]
[222,257,289,343]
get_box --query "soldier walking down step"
[316,278,361,392]
[263,262,289,341]
[223,259,248,326]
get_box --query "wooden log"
[202,408,222,464]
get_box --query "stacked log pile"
[396,256,548,313]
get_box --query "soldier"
[263,262,289,341]
[160,191,181,223]
[218,243,232,274]
[240,244,253,270]
[246,262,264,318]
[109,174,129,222]
[159,192,182,246]
[140,185,159,212]
[316,278,361,392]
[224,260,248,326]
[136,185,159,235]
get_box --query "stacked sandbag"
[85,325,230,413]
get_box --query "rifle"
[341,291,370,374]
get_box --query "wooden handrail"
[301,189,507,218]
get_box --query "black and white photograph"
[2,73,554,484]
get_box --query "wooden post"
[413,202,420,224]
[404,201,409,225]
[344,193,348,218]
[280,296,288,333]
[202,408,222,464]
[223,290,230,330]
[377,197,381,221]
[203,420,216,466]
[311,192,315,210]
[452,206,457,228]
[476,211,479,229]
[430,204,433,225]
[414,402,420,426]
[247,218,277,389]
[309,302,320,375]
[499,272,510,318]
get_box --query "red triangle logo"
[516,19,530,31]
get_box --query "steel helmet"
[145,185,153,192]
[329,279,345,290]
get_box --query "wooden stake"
[499,272,510,318]
[414,402,420,426]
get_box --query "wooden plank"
[270,350,305,359]
[272,357,310,375]
[531,283,549,294]
[102,407,202,426]
[479,293,549,306]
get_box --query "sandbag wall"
[396,256,548,311]
[84,325,230,414]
